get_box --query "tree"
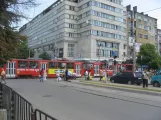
[0,0,38,64]
[137,43,161,69]
[15,40,34,59]
[39,52,51,60]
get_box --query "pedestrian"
[99,70,103,81]
[102,70,106,82]
[56,70,61,81]
[65,68,68,81]
[1,68,6,84]
[40,68,44,82]
[85,70,88,80]
[43,69,47,81]
[142,71,148,88]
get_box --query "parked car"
[110,72,143,85]
[151,74,161,87]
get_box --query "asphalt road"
[5,79,161,120]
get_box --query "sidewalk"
[70,78,161,96]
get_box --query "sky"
[19,0,161,29]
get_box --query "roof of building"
[19,0,62,32]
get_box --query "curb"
[72,81,161,96]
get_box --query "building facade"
[158,29,161,55]
[126,5,158,59]
[20,0,127,61]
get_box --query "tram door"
[40,63,47,70]
[75,64,81,77]
[94,65,100,76]
[6,61,16,78]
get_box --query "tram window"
[29,61,38,68]
[18,61,28,68]
[101,64,106,69]
[83,64,93,69]
[58,63,66,69]
[101,64,108,69]
[67,63,74,69]
[49,62,57,68]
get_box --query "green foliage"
[137,43,161,69]
[0,0,38,65]
[15,40,34,59]
[39,52,51,60]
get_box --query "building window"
[69,33,75,37]
[138,15,142,20]
[91,30,125,40]
[96,41,119,57]
[144,35,148,39]
[68,44,74,57]
[69,6,75,11]
[138,24,142,29]
[69,23,75,28]
[124,45,126,49]
[123,52,126,57]
[144,17,148,22]
[138,34,142,38]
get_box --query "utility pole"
[128,6,137,72]
[98,44,101,61]
[132,6,137,72]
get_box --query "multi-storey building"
[158,29,161,55]
[126,5,158,59]
[20,0,127,62]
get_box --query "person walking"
[99,70,103,81]
[56,70,61,81]
[1,68,6,84]
[43,69,47,81]
[85,70,88,80]
[65,68,68,81]
[142,71,148,88]
[40,68,44,82]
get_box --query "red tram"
[0,59,133,78]
[0,59,83,79]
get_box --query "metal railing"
[35,109,57,120]
[0,83,57,120]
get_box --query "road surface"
[5,79,161,120]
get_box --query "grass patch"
[79,81,161,93]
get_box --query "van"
[151,74,161,87]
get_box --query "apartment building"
[126,5,158,59]
[20,0,127,61]
[158,29,161,55]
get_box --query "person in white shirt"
[56,70,61,81]
[85,71,88,80]
[43,69,47,81]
